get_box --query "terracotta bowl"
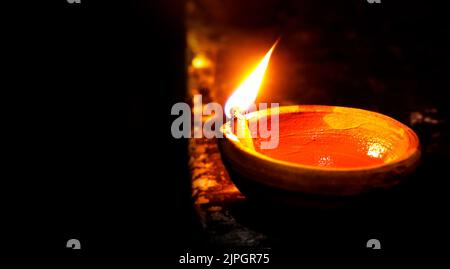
[219,105,420,203]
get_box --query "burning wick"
[225,40,279,150]
[230,107,255,150]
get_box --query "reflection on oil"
[367,142,386,159]
[318,155,333,167]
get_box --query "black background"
[6,0,199,263]
[4,0,449,265]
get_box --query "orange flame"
[225,41,278,118]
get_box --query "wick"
[231,107,255,150]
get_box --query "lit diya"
[219,41,420,203]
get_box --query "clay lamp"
[219,42,421,204]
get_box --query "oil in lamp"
[219,41,421,205]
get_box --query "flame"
[225,41,278,118]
